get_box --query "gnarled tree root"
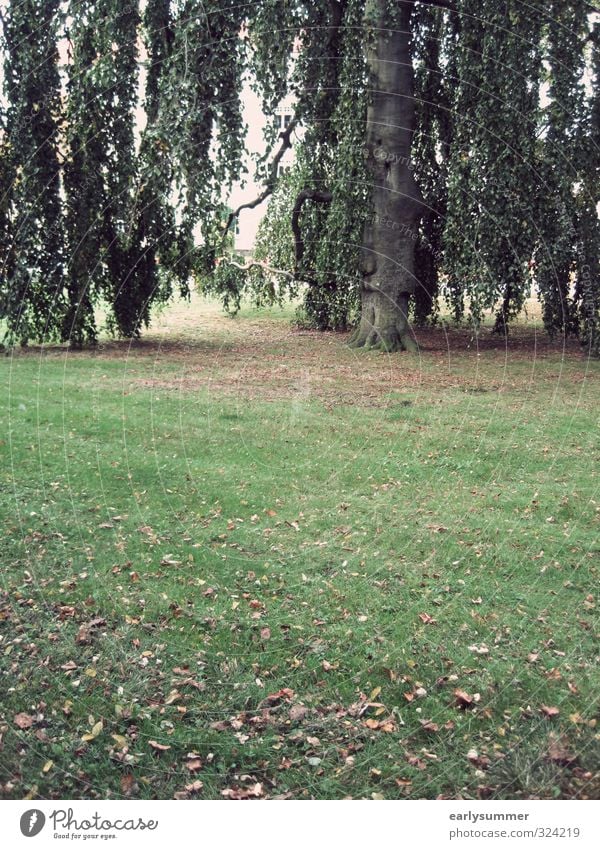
[347,326,418,353]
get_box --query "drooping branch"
[221,116,298,239]
[221,0,343,248]
[291,188,333,271]
[219,257,296,281]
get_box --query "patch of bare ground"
[11,297,595,407]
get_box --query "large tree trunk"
[349,0,423,352]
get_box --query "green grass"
[1,304,599,800]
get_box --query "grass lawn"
[1,297,599,800]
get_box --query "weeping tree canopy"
[0,0,598,353]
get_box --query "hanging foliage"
[443,0,544,332]
[412,1,453,327]
[534,0,589,341]
[1,0,65,345]
[573,16,599,355]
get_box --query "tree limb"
[218,256,296,281]
[291,189,333,271]
[222,0,344,246]
[221,116,298,239]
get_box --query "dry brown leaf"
[221,783,263,799]
[454,689,474,709]
[418,612,437,625]
[164,689,181,705]
[289,704,308,722]
[149,740,171,752]
[264,688,294,705]
[121,773,138,796]
[76,617,106,645]
[14,713,34,730]
[546,735,577,766]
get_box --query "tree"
[348,0,422,351]
[0,1,597,354]
[233,0,598,352]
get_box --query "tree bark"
[349,0,423,352]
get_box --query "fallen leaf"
[164,689,181,705]
[540,704,560,718]
[179,678,205,692]
[419,719,439,733]
[14,713,34,730]
[546,735,577,766]
[121,774,137,796]
[76,617,106,645]
[418,612,437,625]
[289,704,308,722]
[81,720,103,742]
[468,644,489,655]
[161,555,181,567]
[149,740,171,752]
[221,783,263,799]
[264,688,294,705]
[454,689,475,709]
